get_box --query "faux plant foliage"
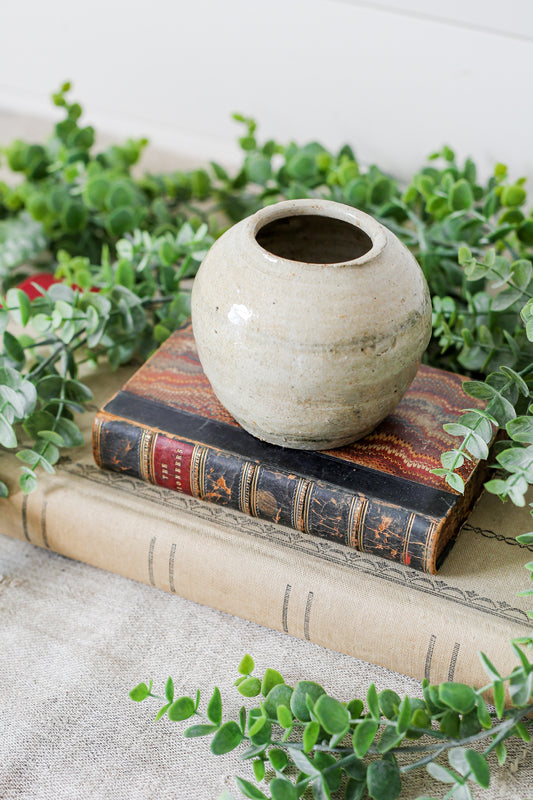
[131,652,533,800]
[2,84,533,799]
[2,85,533,502]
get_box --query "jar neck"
[243,199,387,275]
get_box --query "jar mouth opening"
[251,200,386,266]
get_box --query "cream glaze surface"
[191,199,432,449]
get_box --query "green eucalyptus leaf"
[314,694,350,735]
[263,683,293,720]
[36,376,64,401]
[164,676,174,703]
[396,696,411,734]
[167,696,195,721]
[0,413,17,448]
[366,758,402,800]
[16,449,41,468]
[84,177,110,209]
[277,704,293,729]
[377,690,400,719]
[270,777,298,800]
[37,430,65,447]
[248,714,267,738]
[23,410,55,439]
[206,686,222,726]
[311,776,331,800]
[245,153,272,185]
[54,417,83,447]
[290,681,326,722]
[250,716,271,746]
[253,759,265,783]
[448,746,470,776]
[492,286,523,311]
[129,681,151,702]
[366,683,380,720]
[19,467,37,493]
[507,416,533,444]
[3,331,25,365]
[6,288,31,326]
[501,185,526,207]
[438,682,476,714]
[237,677,261,697]
[352,719,379,758]
[269,748,288,772]
[234,777,268,800]
[0,384,25,418]
[237,654,255,675]
[347,698,364,719]
[261,667,284,696]
[65,379,93,404]
[302,720,320,753]
[445,472,465,494]
[449,179,473,211]
[439,709,460,738]
[106,207,135,237]
[478,651,501,681]
[183,723,218,737]
[208,720,244,755]
[464,749,490,788]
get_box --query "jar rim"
[247,199,387,267]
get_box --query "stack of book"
[1,323,530,689]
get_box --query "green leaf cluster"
[4,83,533,503]
[0,220,211,494]
[132,652,533,800]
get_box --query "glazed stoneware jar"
[191,199,432,450]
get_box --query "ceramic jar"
[191,199,432,450]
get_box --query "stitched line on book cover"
[103,391,456,518]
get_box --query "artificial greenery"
[130,645,533,800]
[2,85,533,797]
[2,85,533,500]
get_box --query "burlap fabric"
[0,532,532,800]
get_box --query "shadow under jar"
[191,199,432,450]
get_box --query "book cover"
[92,323,490,573]
[0,360,529,692]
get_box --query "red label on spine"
[153,436,194,495]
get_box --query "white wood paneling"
[340,0,533,41]
[0,0,532,182]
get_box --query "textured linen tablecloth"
[1,532,533,800]
[1,111,533,800]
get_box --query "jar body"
[191,199,432,450]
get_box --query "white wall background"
[1,0,532,180]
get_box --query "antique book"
[92,323,490,574]
[0,361,530,692]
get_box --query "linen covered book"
[92,323,490,573]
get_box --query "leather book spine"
[93,411,441,573]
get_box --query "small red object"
[16,273,98,299]
[16,273,60,300]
